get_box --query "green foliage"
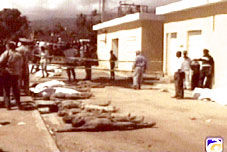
[0,8,29,41]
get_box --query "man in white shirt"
[182,51,191,89]
[173,51,185,99]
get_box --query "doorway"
[112,38,119,68]
[166,32,178,76]
[187,30,203,59]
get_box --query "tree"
[91,9,98,17]
[76,13,87,28]
[54,23,65,34]
[0,8,30,42]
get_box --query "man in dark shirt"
[64,43,77,82]
[109,50,117,80]
[190,60,200,90]
[195,49,214,88]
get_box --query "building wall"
[97,21,142,71]
[141,20,163,73]
[163,16,214,76]
[211,14,227,88]
[162,2,227,88]
[96,19,163,73]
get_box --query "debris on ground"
[20,101,37,110]
[190,117,197,120]
[17,122,26,126]
[160,88,169,93]
[76,81,105,88]
[0,120,11,126]
[36,100,58,114]
[56,100,156,132]
[205,119,212,123]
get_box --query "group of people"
[173,49,214,99]
[64,41,98,82]
[0,38,99,110]
[110,48,215,95]
[30,43,50,78]
[0,37,215,109]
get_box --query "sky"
[0,0,180,20]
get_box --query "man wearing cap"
[17,38,33,95]
[0,41,23,110]
[132,50,147,89]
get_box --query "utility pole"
[101,0,105,22]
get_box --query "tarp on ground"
[193,88,227,106]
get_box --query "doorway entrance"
[112,38,119,67]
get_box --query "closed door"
[187,30,203,60]
[166,33,178,76]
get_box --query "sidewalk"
[0,97,60,152]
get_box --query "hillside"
[30,18,77,31]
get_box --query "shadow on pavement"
[90,77,155,89]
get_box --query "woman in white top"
[40,46,49,78]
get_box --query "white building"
[93,13,163,74]
[156,0,227,88]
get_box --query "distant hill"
[30,18,77,31]
[30,16,100,42]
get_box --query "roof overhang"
[156,0,227,15]
[93,13,163,31]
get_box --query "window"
[170,32,177,38]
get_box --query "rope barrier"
[49,56,163,63]
[30,56,163,74]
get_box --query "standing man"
[109,50,117,80]
[173,51,185,99]
[17,38,33,95]
[64,43,77,82]
[0,42,22,110]
[40,46,49,78]
[80,42,92,80]
[30,42,41,74]
[196,49,214,88]
[0,41,5,96]
[190,60,200,90]
[132,50,147,90]
[181,51,191,89]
